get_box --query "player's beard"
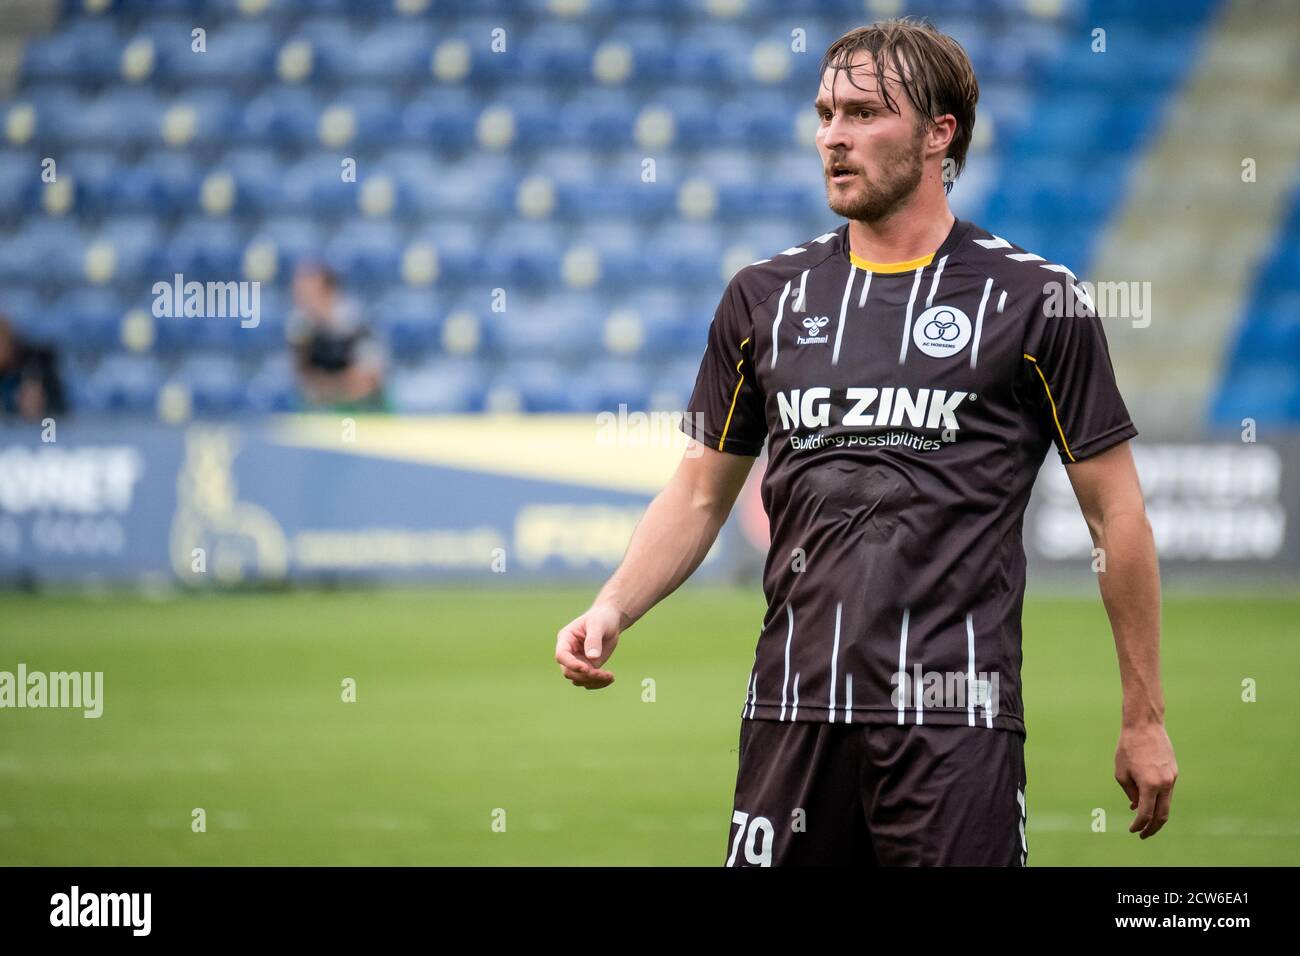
[826,126,926,223]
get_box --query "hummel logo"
[797,315,830,345]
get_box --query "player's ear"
[925,114,957,157]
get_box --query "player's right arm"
[554,442,755,689]
[558,272,765,689]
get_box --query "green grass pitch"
[1,586,1297,865]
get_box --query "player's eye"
[857,108,874,119]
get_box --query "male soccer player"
[555,19,1178,865]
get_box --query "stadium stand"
[0,0,1287,427]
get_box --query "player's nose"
[820,114,854,150]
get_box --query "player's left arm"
[1065,439,1178,840]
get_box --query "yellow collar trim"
[849,250,935,273]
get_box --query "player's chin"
[825,183,864,213]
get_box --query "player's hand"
[554,603,623,690]
[1115,722,1178,839]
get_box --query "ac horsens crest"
[913,304,972,358]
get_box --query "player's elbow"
[1092,501,1154,553]
[673,468,729,520]
[668,444,752,522]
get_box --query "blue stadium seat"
[8,85,76,145]
[554,89,637,145]
[83,354,163,414]
[245,354,299,413]
[643,221,725,285]
[117,152,202,215]
[672,23,752,85]
[275,154,354,215]
[389,358,487,414]
[0,283,43,324]
[347,21,432,81]
[248,216,325,267]
[130,19,191,79]
[653,354,707,413]
[603,288,690,358]
[649,85,717,146]
[173,354,245,415]
[67,88,163,147]
[52,288,124,350]
[569,220,645,287]
[401,88,478,146]
[1211,363,1300,427]
[1,289,68,355]
[373,288,441,354]
[94,216,163,285]
[426,17,516,84]
[286,17,355,80]
[716,89,799,147]
[406,222,490,284]
[21,18,120,86]
[168,20,277,83]
[7,218,86,285]
[323,220,404,286]
[516,22,592,82]
[480,222,565,286]
[55,150,116,214]
[407,153,514,218]
[332,87,401,146]
[155,217,245,279]
[480,85,561,148]
[240,85,322,146]
[488,359,581,412]
[571,357,652,412]
[220,147,281,213]
[114,0,207,16]
[231,286,287,356]
[162,88,241,147]
[598,20,675,82]
[491,292,604,361]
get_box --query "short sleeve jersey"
[681,218,1136,733]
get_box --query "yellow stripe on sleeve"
[1023,353,1075,462]
[718,336,750,451]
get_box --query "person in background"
[286,262,387,412]
[0,315,65,421]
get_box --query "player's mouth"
[829,163,859,185]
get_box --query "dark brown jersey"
[681,218,1136,733]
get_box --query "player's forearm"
[593,478,729,632]
[1094,510,1165,727]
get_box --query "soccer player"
[554,18,1177,865]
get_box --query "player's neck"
[846,191,955,266]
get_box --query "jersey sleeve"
[1021,281,1137,463]
[679,275,766,457]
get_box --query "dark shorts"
[725,718,1028,866]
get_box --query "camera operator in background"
[0,315,65,422]
[287,262,388,412]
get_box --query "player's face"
[292,268,332,319]
[814,52,927,223]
